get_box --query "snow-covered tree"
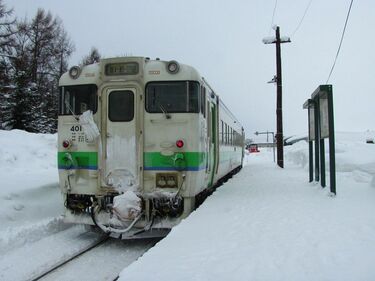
[9,9,74,133]
[10,21,35,131]
[0,6,74,133]
[0,0,17,130]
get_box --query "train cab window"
[146,81,199,113]
[108,90,134,122]
[59,84,97,115]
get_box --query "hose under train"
[90,204,144,234]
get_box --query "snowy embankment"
[0,130,111,281]
[0,130,64,249]
[119,131,375,281]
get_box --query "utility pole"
[263,26,291,168]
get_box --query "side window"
[221,120,224,144]
[108,90,134,121]
[188,82,199,113]
[225,123,228,145]
[200,86,206,118]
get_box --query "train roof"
[59,63,100,86]
[59,57,202,86]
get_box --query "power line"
[326,0,354,83]
[291,0,313,37]
[268,0,278,35]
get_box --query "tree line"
[0,1,101,133]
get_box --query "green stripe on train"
[144,152,206,169]
[58,151,98,168]
[57,150,241,169]
[57,151,206,169]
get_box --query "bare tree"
[80,47,101,66]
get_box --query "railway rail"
[30,234,110,281]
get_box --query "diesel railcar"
[58,57,244,238]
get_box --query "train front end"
[58,57,205,238]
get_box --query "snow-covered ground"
[1,129,375,280]
[0,130,62,249]
[119,131,375,281]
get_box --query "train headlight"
[176,139,184,148]
[166,60,180,74]
[69,66,81,79]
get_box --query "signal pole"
[263,26,291,168]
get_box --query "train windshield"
[59,84,98,115]
[146,81,199,113]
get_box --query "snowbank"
[286,131,375,185]
[0,130,62,243]
[0,129,57,173]
[119,131,375,281]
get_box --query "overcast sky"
[6,0,375,138]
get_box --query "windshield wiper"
[159,103,171,119]
[65,100,80,120]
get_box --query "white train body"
[58,57,244,237]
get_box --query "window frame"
[145,81,200,114]
[201,86,206,118]
[108,90,135,122]
[59,84,98,116]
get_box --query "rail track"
[30,234,110,281]
[27,232,160,281]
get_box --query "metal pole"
[314,98,320,182]
[327,88,336,195]
[272,132,275,162]
[275,26,284,168]
[309,141,313,182]
[320,139,326,187]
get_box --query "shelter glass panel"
[308,107,315,141]
[320,97,329,138]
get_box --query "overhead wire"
[269,0,313,37]
[291,0,313,37]
[326,0,354,83]
[268,0,278,35]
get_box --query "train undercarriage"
[64,165,242,239]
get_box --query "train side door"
[103,88,140,191]
[207,98,218,187]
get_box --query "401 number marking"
[70,125,82,132]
